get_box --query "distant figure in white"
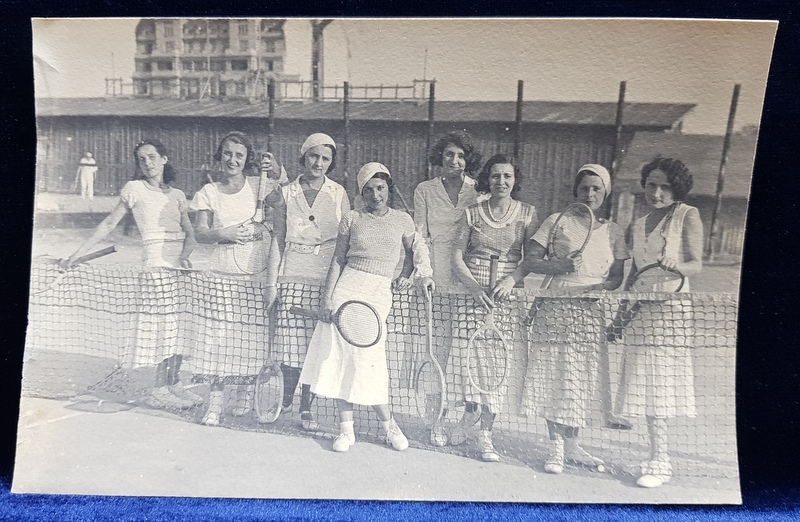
[76,152,98,201]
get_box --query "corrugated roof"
[35,97,694,128]
[615,131,757,198]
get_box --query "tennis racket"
[32,245,117,296]
[255,302,285,424]
[466,255,510,395]
[525,203,595,325]
[413,286,446,425]
[605,264,685,343]
[290,300,382,348]
[540,203,595,290]
[232,152,274,275]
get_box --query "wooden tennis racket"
[413,286,446,425]
[466,255,510,395]
[32,245,117,296]
[255,301,286,424]
[232,152,274,275]
[290,300,382,348]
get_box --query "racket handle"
[289,306,320,320]
[489,255,499,288]
[70,245,117,267]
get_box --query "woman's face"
[488,163,515,199]
[219,140,248,177]
[441,143,466,177]
[136,144,168,180]
[362,177,389,212]
[576,174,607,211]
[303,144,333,179]
[644,169,675,209]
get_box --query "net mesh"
[23,260,738,483]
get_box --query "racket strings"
[631,267,684,292]
[337,303,382,346]
[550,206,594,259]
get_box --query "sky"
[32,18,776,134]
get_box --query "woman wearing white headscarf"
[264,133,349,431]
[299,162,434,453]
[520,164,628,474]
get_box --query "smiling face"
[488,163,515,199]
[441,143,466,177]
[644,169,675,209]
[576,174,607,211]
[362,176,389,213]
[219,139,248,177]
[136,144,168,180]
[302,144,334,180]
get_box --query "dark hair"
[299,144,338,174]
[475,154,523,195]
[214,131,256,173]
[640,156,693,201]
[133,139,177,185]
[427,131,482,175]
[572,169,608,199]
[361,171,395,195]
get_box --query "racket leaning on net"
[255,302,285,424]
[413,286,446,425]
[466,255,510,395]
[605,263,685,343]
[32,245,118,296]
[290,300,382,348]
[232,152,274,275]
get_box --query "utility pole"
[311,19,333,101]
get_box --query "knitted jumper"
[341,208,419,279]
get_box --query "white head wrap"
[575,164,611,197]
[357,162,391,194]
[300,133,336,158]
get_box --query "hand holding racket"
[540,203,595,290]
[290,300,382,348]
[414,286,446,426]
[34,245,117,296]
[466,256,510,394]
[232,153,274,274]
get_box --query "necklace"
[486,199,515,223]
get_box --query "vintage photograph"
[15,18,776,503]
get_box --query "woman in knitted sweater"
[299,162,434,453]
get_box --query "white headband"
[576,164,611,195]
[300,133,336,158]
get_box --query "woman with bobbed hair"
[615,156,703,488]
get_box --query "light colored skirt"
[299,267,393,405]
[615,299,697,418]
[275,242,334,367]
[123,239,183,368]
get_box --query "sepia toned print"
[15,18,776,503]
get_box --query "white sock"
[340,420,355,437]
[380,418,394,432]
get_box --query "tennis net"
[23,259,738,483]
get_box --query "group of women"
[64,130,703,489]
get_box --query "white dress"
[187,177,268,381]
[521,215,628,427]
[118,180,189,368]
[616,203,697,418]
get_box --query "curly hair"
[299,144,337,173]
[640,156,693,201]
[133,139,177,185]
[214,131,256,173]
[427,131,483,175]
[475,154,523,195]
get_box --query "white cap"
[357,162,391,194]
[576,164,611,195]
[300,133,336,157]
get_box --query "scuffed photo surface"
[15,18,776,503]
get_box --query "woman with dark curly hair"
[445,153,538,461]
[615,156,704,488]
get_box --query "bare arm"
[675,207,704,277]
[178,209,196,268]
[319,232,350,321]
[65,200,129,265]
[193,209,247,244]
